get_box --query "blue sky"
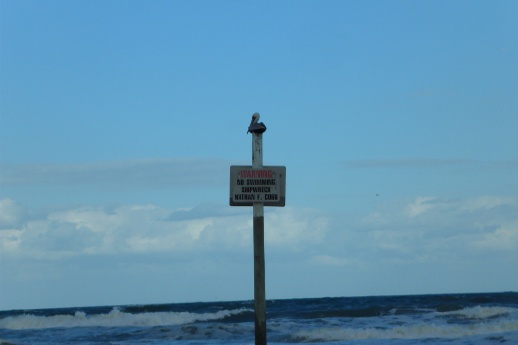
[1,0,517,310]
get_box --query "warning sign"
[229,166,286,206]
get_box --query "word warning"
[229,166,286,206]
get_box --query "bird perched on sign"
[247,112,267,134]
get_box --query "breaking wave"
[292,319,518,342]
[0,307,253,330]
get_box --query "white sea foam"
[0,307,252,330]
[438,306,516,319]
[292,306,518,342]
[293,319,518,342]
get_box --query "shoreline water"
[3,290,515,313]
[1,292,517,344]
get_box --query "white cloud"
[0,198,26,253]
[474,223,518,250]
[0,200,328,260]
[357,196,518,260]
[265,207,329,247]
[3,195,515,266]
[0,229,23,252]
[2,196,517,309]
[0,198,25,227]
[311,254,359,267]
[406,196,437,217]
[458,196,517,212]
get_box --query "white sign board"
[229,166,286,206]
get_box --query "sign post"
[252,125,266,345]
[229,113,286,345]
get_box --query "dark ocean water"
[1,292,517,344]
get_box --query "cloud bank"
[2,195,516,265]
[0,199,328,260]
[1,195,517,309]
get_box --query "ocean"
[1,292,517,344]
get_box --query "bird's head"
[250,113,260,125]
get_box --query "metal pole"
[252,132,266,345]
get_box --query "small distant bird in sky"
[247,112,267,134]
